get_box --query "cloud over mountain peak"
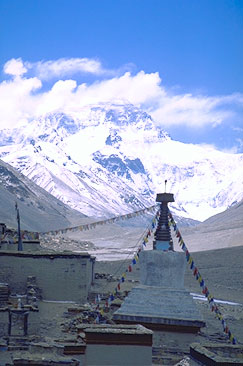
[1,57,242,147]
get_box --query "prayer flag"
[202,286,208,295]
[198,275,202,283]
[95,315,99,324]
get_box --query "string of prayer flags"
[110,210,160,301]
[168,210,237,345]
[93,209,160,321]
[39,203,159,237]
[0,204,158,246]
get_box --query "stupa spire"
[153,181,174,251]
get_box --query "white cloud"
[0,57,242,132]
[220,146,239,154]
[4,58,27,76]
[149,93,236,128]
[236,138,243,150]
[0,75,42,129]
[24,58,109,80]
[233,126,243,133]
[36,79,77,115]
[3,57,109,80]
[67,71,163,108]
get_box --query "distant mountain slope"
[178,199,243,252]
[0,159,86,232]
[203,199,243,227]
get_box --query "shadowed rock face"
[93,152,146,181]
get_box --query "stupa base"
[113,285,205,333]
[114,317,204,333]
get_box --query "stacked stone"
[26,276,42,306]
[0,283,9,305]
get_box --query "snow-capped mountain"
[0,102,243,221]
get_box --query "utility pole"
[15,202,23,251]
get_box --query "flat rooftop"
[0,250,93,259]
[77,324,153,335]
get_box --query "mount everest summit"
[0,102,243,222]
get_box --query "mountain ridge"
[0,102,242,222]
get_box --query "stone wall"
[0,251,95,303]
[86,344,152,366]
[0,241,41,252]
[0,310,8,337]
[83,324,153,366]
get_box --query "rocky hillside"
[178,199,243,252]
[0,159,85,232]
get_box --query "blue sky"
[0,0,242,152]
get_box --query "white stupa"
[113,191,205,332]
